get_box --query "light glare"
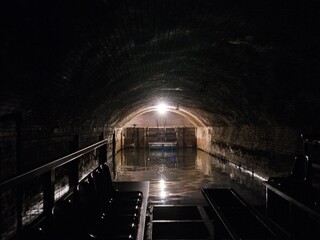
[157,103,167,114]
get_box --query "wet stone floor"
[115,148,268,240]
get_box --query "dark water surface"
[115,149,266,206]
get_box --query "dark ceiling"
[1,0,320,129]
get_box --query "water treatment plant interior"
[1,0,320,239]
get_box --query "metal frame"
[0,139,107,191]
[0,136,110,239]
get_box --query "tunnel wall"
[197,126,302,178]
[0,121,110,240]
[0,120,17,182]
[1,123,106,181]
[115,129,123,154]
[122,127,196,149]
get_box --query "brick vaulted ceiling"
[1,0,320,129]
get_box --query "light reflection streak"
[159,178,167,199]
[228,162,268,181]
[54,185,70,201]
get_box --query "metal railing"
[0,139,107,192]
[0,132,117,240]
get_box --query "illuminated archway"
[119,105,206,128]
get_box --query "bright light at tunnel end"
[156,103,168,114]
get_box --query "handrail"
[301,134,320,145]
[0,139,107,191]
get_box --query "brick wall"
[197,126,302,178]
[0,121,106,240]
[123,127,196,149]
[19,124,105,172]
[0,121,17,181]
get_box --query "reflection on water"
[115,149,266,206]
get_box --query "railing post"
[301,134,307,156]
[121,131,123,150]
[136,128,140,148]
[99,132,106,165]
[183,128,186,148]
[16,114,23,236]
[43,169,55,217]
[16,186,23,237]
[143,128,146,149]
[112,131,116,175]
[68,134,80,188]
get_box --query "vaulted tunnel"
[1,0,320,239]
[2,0,320,176]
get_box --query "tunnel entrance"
[121,108,198,150]
[122,127,196,149]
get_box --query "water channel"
[115,148,266,207]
